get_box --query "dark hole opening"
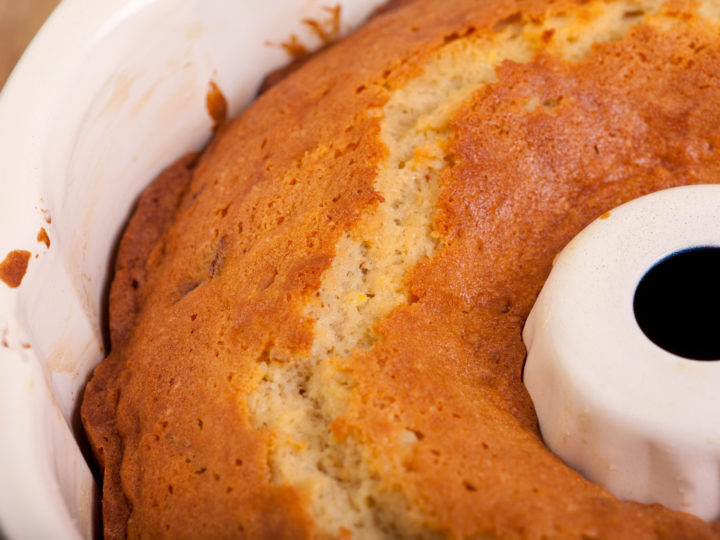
[633,246,720,361]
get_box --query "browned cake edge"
[82,154,197,538]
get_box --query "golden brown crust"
[83,154,197,538]
[83,0,720,537]
[108,153,198,347]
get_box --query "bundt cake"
[82,0,720,537]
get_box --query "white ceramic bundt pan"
[0,1,385,538]
[524,185,720,522]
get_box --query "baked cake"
[82,0,720,537]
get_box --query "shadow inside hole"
[634,246,720,361]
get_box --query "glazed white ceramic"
[0,0,385,538]
[524,185,720,521]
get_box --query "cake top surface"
[82,0,720,537]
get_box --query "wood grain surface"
[0,0,61,91]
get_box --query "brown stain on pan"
[260,5,343,93]
[37,227,50,247]
[0,250,31,288]
[206,80,228,133]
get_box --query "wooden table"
[0,0,61,90]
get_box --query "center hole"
[633,246,720,361]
